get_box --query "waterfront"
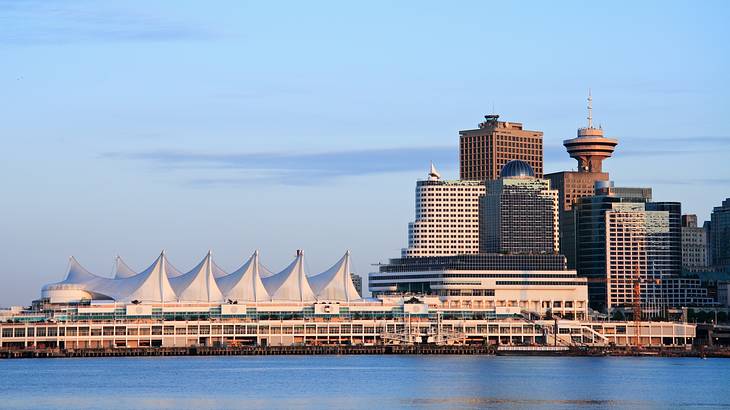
[1,356,729,409]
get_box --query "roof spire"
[428,161,441,181]
[587,88,593,129]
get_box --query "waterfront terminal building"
[0,251,695,349]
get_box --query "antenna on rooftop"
[587,88,593,129]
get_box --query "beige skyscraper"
[459,114,543,180]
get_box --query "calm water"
[1,356,729,409]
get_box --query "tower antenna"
[587,88,593,129]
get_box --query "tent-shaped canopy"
[261,251,316,302]
[309,251,361,302]
[42,250,361,304]
[169,252,224,302]
[217,251,270,302]
[43,253,178,303]
[113,256,138,279]
[212,260,228,278]
[115,252,177,303]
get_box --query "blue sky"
[1,1,729,305]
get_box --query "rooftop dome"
[500,160,534,178]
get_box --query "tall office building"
[459,114,543,180]
[546,93,617,268]
[709,198,730,271]
[575,182,710,311]
[350,273,363,297]
[402,163,485,257]
[681,214,709,272]
[479,160,559,254]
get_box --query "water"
[1,356,729,409]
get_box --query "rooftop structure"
[41,251,361,304]
[562,91,618,173]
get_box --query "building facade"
[575,183,711,311]
[479,160,559,254]
[351,273,363,297]
[370,254,588,320]
[459,114,543,180]
[0,301,696,349]
[0,253,697,350]
[402,164,485,257]
[709,198,730,271]
[681,214,709,272]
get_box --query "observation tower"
[563,91,618,173]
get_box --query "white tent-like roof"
[212,260,228,278]
[261,250,316,302]
[41,257,116,301]
[113,256,138,279]
[168,252,224,302]
[44,253,178,303]
[217,251,270,302]
[308,251,361,302]
[163,254,184,278]
[114,252,177,303]
[42,250,361,304]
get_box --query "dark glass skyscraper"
[709,198,730,271]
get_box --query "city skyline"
[2,1,730,305]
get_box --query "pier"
[3,345,729,359]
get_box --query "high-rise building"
[350,273,363,297]
[546,93,617,269]
[604,203,685,310]
[459,114,543,180]
[709,198,730,271]
[574,182,711,311]
[402,163,485,257]
[479,160,559,254]
[574,182,652,309]
[681,214,709,272]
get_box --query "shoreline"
[2,345,729,359]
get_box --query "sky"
[1,1,729,305]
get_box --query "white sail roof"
[216,251,270,302]
[113,256,138,279]
[168,252,224,302]
[163,254,184,277]
[309,251,361,301]
[45,253,178,303]
[261,251,316,302]
[114,252,177,303]
[64,256,100,283]
[212,260,228,278]
[41,257,116,300]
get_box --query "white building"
[370,254,587,319]
[402,163,485,257]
